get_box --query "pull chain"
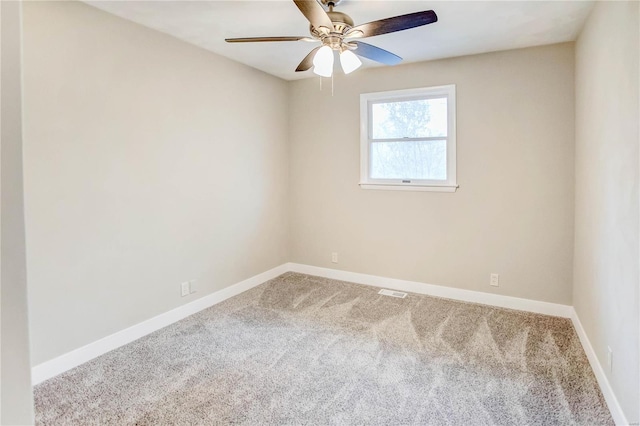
[331,73,334,97]
[318,73,334,96]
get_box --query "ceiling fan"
[225,0,438,77]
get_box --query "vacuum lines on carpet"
[35,272,612,425]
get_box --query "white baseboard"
[570,309,628,426]
[34,262,624,425]
[31,263,290,385]
[287,263,573,318]
[292,264,629,422]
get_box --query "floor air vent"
[378,289,408,298]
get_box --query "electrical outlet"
[331,252,338,263]
[189,280,197,294]
[607,346,613,372]
[180,282,190,297]
[490,273,499,287]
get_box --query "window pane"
[370,140,447,180]
[371,97,447,139]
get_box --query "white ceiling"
[86,1,595,81]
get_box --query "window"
[359,85,457,192]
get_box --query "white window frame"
[359,85,457,192]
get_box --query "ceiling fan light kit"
[312,45,334,77]
[339,49,361,74]
[225,0,438,78]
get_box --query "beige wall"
[574,1,639,423]
[289,43,575,305]
[1,1,35,423]
[20,5,638,423]
[22,1,289,365]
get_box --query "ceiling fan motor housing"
[310,6,355,50]
[327,10,354,32]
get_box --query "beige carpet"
[35,272,613,425]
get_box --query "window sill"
[359,183,458,192]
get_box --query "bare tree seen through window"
[370,97,447,180]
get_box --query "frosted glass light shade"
[340,50,361,74]
[313,46,334,77]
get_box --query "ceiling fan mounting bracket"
[321,0,343,7]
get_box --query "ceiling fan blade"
[293,0,333,31]
[346,10,437,39]
[352,41,402,65]
[226,36,314,43]
[296,46,322,72]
